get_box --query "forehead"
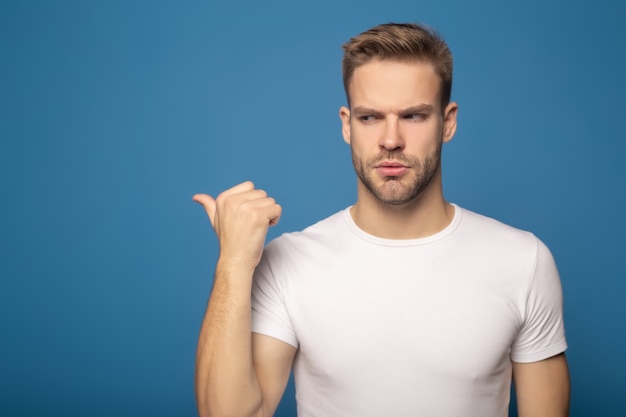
[349,60,442,110]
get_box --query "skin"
[193,59,570,417]
[193,182,295,417]
[338,59,457,239]
[513,353,570,417]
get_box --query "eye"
[403,113,427,121]
[358,114,380,123]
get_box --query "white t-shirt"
[252,205,567,417]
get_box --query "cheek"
[350,124,384,146]
[402,123,442,145]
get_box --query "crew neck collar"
[342,204,462,247]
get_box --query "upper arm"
[513,353,570,417]
[252,333,297,417]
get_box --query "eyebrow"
[351,104,435,116]
[400,104,435,115]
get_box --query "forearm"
[193,182,283,417]
[195,261,263,417]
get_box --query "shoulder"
[456,206,540,247]
[269,208,350,247]
[453,206,555,273]
[262,207,351,263]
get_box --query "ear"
[339,106,351,145]
[442,101,458,143]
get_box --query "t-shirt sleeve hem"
[251,324,299,349]
[511,341,568,363]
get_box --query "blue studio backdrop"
[1,1,625,416]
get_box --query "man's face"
[339,59,457,206]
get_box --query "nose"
[380,116,404,151]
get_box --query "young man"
[193,23,569,417]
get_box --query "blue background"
[1,0,625,416]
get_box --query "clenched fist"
[193,181,282,270]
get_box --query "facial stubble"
[351,141,442,206]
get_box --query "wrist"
[215,257,258,277]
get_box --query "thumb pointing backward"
[192,194,217,229]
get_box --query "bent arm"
[513,353,570,417]
[195,262,295,417]
[193,182,294,417]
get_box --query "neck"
[350,176,454,239]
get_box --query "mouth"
[375,161,409,177]
[376,161,407,168]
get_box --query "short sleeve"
[510,237,568,362]
[251,246,299,348]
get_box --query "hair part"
[341,22,453,110]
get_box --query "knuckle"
[215,191,228,204]
[240,200,256,215]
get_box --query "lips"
[376,161,409,177]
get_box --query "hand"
[193,181,282,270]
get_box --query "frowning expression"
[340,59,457,206]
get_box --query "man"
[193,23,570,417]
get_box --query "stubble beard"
[351,142,442,206]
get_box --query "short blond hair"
[342,23,453,110]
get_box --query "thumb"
[192,193,217,228]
